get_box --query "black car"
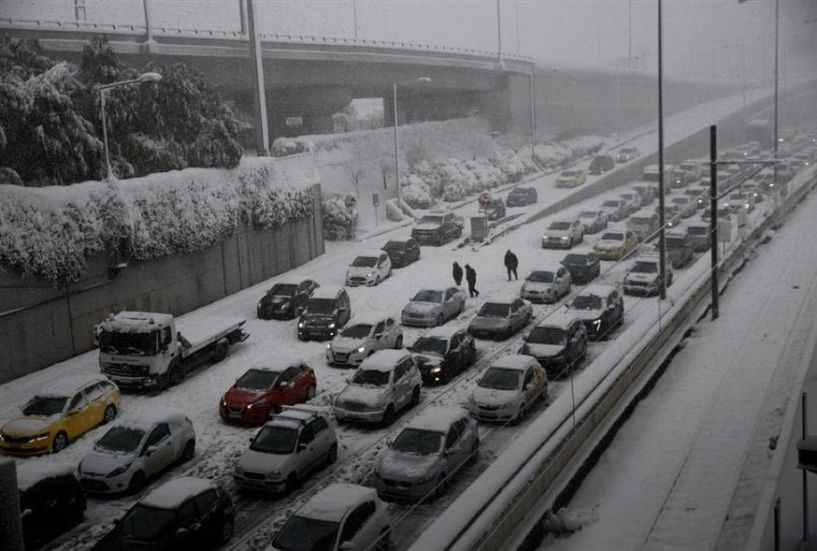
[382,238,421,268]
[588,155,615,175]
[519,312,588,379]
[18,465,86,549]
[506,187,538,207]
[258,280,319,320]
[567,285,624,341]
[115,477,234,550]
[561,252,601,285]
[409,328,476,384]
[485,197,506,221]
[298,286,351,341]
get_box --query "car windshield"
[22,396,67,416]
[340,324,373,339]
[527,271,555,283]
[629,217,651,225]
[383,241,405,251]
[641,172,660,183]
[391,428,444,455]
[236,369,279,391]
[96,426,144,454]
[98,330,157,356]
[528,326,567,346]
[631,261,658,273]
[352,256,377,268]
[269,284,298,298]
[578,211,597,219]
[671,198,688,205]
[688,226,708,236]
[412,290,443,303]
[412,336,448,356]
[509,189,527,196]
[352,369,390,386]
[549,221,571,230]
[602,200,621,208]
[305,298,335,314]
[419,215,443,225]
[620,193,634,199]
[621,148,635,154]
[666,237,688,248]
[572,294,603,310]
[272,515,340,551]
[600,232,623,241]
[121,505,176,541]
[251,426,298,454]
[478,303,511,318]
[479,368,521,391]
[563,254,589,265]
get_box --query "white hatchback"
[346,250,392,287]
[326,313,403,367]
[78,406,195,494]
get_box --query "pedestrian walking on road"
[504,249,519,281]
[453,262,463,287]
[465,264,479,297]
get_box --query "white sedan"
[326,313,403,367]
[78,406,196,494]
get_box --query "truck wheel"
[212,340,229,362]
[169,362,183,386]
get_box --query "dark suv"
[382,238,421,268]
[409,327,476,384]
[485,197,507,221]
[115,477,234,549]
[588,154,615,175]
[411,209,464,246]
[257,280,319,320]
[519,311,588,379]
[298,286,351,341]
[18,465,86,549]
[506,187,538,207]
[561,252,601,284]
[567,284,624,341]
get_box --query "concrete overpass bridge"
[0,3,737,144]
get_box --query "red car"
[219,364,317,425]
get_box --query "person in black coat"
[465,264,479,297]
[452,261,463,286]
[504,249,519,281]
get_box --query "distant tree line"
[0,35,245,186]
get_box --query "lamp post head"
[138,72,162,83]
[417,77,431,84]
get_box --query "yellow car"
[555,170,588,188]
[593,229,639,261]
[0,375,121,455]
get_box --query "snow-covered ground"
[541,177,817,551]
[0,84,801,551]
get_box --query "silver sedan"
[401,287,466,328]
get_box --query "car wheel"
[327,443,338,465]
[169,363,183,386]
[436,313,444,327]
[410,386,421,407]
[284,473,300,494]
[219,517,234,544]
[395,335,403,349]
[182,440,195,462]
[376,529,391,551]
[434,473,448,500]
[382,405,396,427]
[52,431,68,453]
[375,275,381,285]
[306,384,316,400]
[103,404,117,425]
[128,471,146,493]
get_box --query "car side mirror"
[526,383,535,391]
[249,436,255,443]
[67,409,81,416]
[143,445,157,457]
[297,442,307,452]
[346,376,353,384]
[386,438,394,448]
[20,508,33,519]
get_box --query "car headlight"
[430,366,442,374]
[247,398,268,410]
[326,343,332,350]
[592,319,602,331]
[560,236,569,241]
[30,432,49,442]
[107,463,133,478]
[328,322,336,329]
[277,301,290,310]
[220,397,227,407]
[266,470,282,480]
[357,346,366,353]
[367,272,374,278]
[257,301,263,309]
[346,271,351,278]
[298,322,304,329]
[417,471,438,484]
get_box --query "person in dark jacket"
[504,249,519,281]
[465,264,479,297]
[453,262,463,286]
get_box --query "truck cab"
[411,209,464,246]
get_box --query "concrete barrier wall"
[0,184,324,384]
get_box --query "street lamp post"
[393,77,431,208]
[96,72,162,180]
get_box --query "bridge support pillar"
[246,0,270,156]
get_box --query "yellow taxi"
[593,229,640,261]
[554,169,588,189]
[0,375,121,455]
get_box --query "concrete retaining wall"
[0,184,324,384]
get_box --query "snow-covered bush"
[400,174,434,209]
[321,193,358,240]
[271,137,315,157]
[0,159,316,282]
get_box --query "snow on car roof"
[38,374,111,398]
[405,406,468,434]
[424,325,466,340]
[577,284,618,298]
[354,250,386,259]
[481,294,519,306]
[311,285,345,299]
[537,310,579,330]
[140,477,216,510]
[490,354,538,372]
[359,349,411,371]
[117,406,188,431]
[347,312,394,326]
[297,483,376,522]
[99,311,174,333]
[16,460,78,492]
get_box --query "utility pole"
[246,0,269,156]
[709,125,719,320]
[496,0,503,64]
[657,0,667,300]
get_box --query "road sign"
[372,192,380,208]
[478,192,493,209]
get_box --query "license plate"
[228,411,243,418]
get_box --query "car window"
[309,417,328,435]
[385,318,394,329]
[193,490,219,515]
[177,499,198,528]
[374,322,385,335]
[280,366,299,383]
[394,362,407,381]
[299,424,315,445]
[450,333,462,349]
[446,422,463,449]
[445,288,457,300]
[524,368,534,385]
[68,392,88,411]
[340,502,375,543]
[145,423,171,448]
